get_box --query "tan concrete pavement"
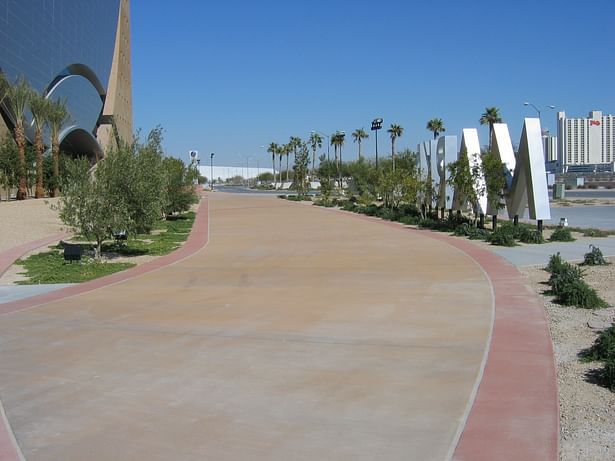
[0,193,493,460]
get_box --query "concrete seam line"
[0,195,210,317]
[310,204,497,459]
[0,398,25,461]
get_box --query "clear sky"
[131,0,615,167]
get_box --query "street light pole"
[371,118,383,168]
[245,156,251,187]
[210,153,215,190]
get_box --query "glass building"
[0,0,133,158]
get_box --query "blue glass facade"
[0,0,121,152]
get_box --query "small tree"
[59,158,130,259]
[163,156,198,215]
[481,151,506,229]
[0,134,18,200]
[317,155,336,204]
[447,148,479,223]
[292,142,310,197]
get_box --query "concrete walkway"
[0,193,557,460]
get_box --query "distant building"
[557,110,615,172]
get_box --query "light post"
[210,153,215,190]
[523,101,555,134]
[245,156,251,187]
[371,118,383,168]
[337,131,346,188]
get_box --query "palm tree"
[387,124,404,171]
[308,132,322,178]
[284,143,292,182]
[289,136,301,169]
[46,98,69,197]
[29,92,50,198]
[330,133,339,166]
[426,118,445,140]
[6,77,33,200]
[330,131,345,187]
[277,144,284,187]
[479,107,502,148]
[267,142,279,188]
[352,128,369,159]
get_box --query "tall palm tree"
[352,128,369,159]
[479,107,502,149]
[426,118,445,140]
[330,131,345,187]
[6,77,33,200]
[267,142,279,188]
[277,144,284,186]
[29,92,50,198]
[308,132,322,177]
[387,123,404,171]
[284,143,292,182]
[289,136,301,168]
[46,98,69,197]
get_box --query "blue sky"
[131,0,615,167]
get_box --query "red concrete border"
[316,207,558,461]
[0,195,209,316]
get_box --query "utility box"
[553,183,565,200]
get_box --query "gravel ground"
[0,197,65,252]
[521,258,615,461]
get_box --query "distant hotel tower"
[0,0,133,159]
[557,110,615,172]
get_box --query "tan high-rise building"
[0,0,133,159]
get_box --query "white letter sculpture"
[453,128,487,215]
[491,119,551,220]
[435,135,457,209]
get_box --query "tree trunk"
[272,154,276,189]
[492,214,498,231]
[15,122,28,200]
[286,154,289,182]
[312,148,316,178]
[52,140,61,197]
[391,139,396,171]
[358,140,362,160]
[279,155,282,188]
[35,129,45,198]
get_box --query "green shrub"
[341,202,358,212]
[603,359,615,391]
[583,245,610,266]
[398,215,420,225]
[583,228,609,237]
[548,262,584,295]
[550,227,575,242]
[555,278,608,309]
[467,227,490,240]
[453,223,472,236]
[546,252,566,273]
[584,324,615,361]
[489,227,516,246]
[519,227,546,244]
[362,204,380,216]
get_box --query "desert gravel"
[0,197,65,252]
[521,257,615,461]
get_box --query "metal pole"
[210,153,214,190]
[375,130,379,169]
